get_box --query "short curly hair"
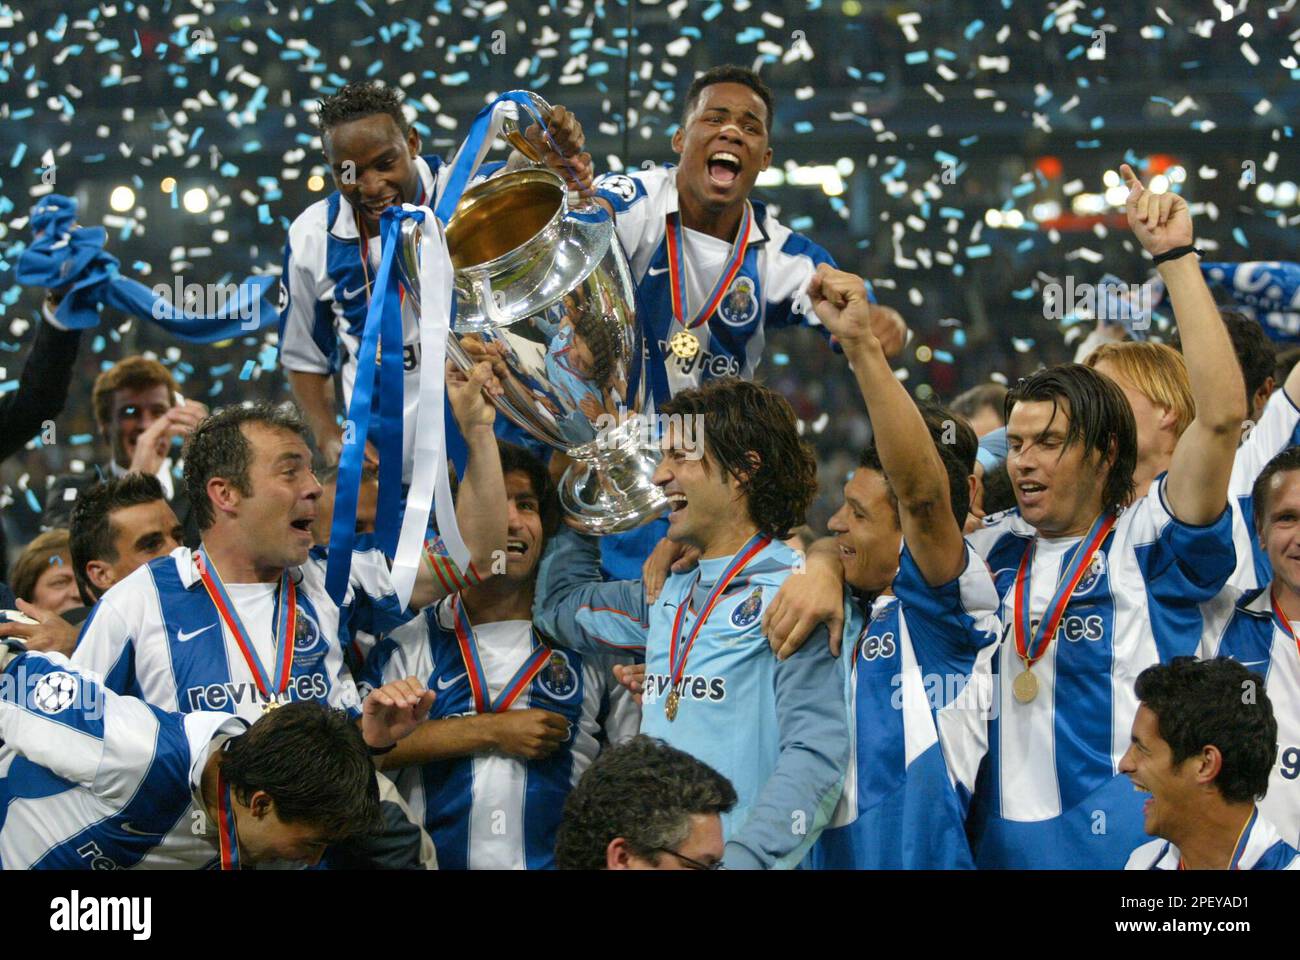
[317,79,409,135]
[661,378,817,539]
[555,736,736,869]
[1135,657,1278,805]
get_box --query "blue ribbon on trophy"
[326,90,559,607]
[13,194,280,341]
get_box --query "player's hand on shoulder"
[488,707,570,760]
[642,536,701,603]
[362,676,436,749]
[764,542,846,660]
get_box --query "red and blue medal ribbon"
[196,550,297,701]
[668,533,770,695]
[664,201,753,339]
[450,595,553,714]
[1179,806,1256,870]
[216,769,241,871]
[1012,512,1115,669]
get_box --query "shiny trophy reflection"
[396,99,667,534]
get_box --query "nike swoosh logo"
[177,624,216,643]
[647,266,669,277]
[119,822,158,837]
[436,672,467,691]
[339,285,366,300]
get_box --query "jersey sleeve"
[1234,389,1300,497]
[533,527,649,656]
[276,224,338,376]
[1130,475,1238,606]
[69,596,138,697]
[345,540,417,635]
[890,543,1002,678]
[587,654,642,745]
[723,621,849,870]
[594,171,654,262]
[356,617,423,700]
[762,229,839,333]
[0,650,158,805]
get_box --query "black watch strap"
[1152,244,1202,265]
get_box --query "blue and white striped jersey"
[277,155,505,481]
[533,527,850,870]
[1126,808,1300,869]
[1227,388,1300,592]
[359,598,638,869]
[0,648,245,870]
[71,545,411,721]
[965,477,1237,868]
[593,166,837,400]
[810,544,1000,870]
[1200,584,1300,848]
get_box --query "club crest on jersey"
[1072,552,1107,597]
[32,671,78,714]
[731,586,764,627]
[717,276,759,327]
[596,174,638,203]
[537,650,578,700]
[293,608,324,661]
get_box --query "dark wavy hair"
[1135,657,1277,804]
[556,735,736,869]
[223,701,382,840]
[317,79,409,134]
[662,378,816,539]
[1005,363,1137,513]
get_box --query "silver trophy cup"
[396,141,667,534]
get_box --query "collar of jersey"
[330,155,437,241]
[184,545,306,591]
[1239,584,1274,617]
[667,166,768,247]
[186,716,250,826]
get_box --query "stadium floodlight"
[109,185,135,212]
[182,187,209,213]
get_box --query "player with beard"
[793,267,1000,869]
[958,163,1245,867]
[359,442,638,869]
[533,378,850,869]
[280,80,591,478]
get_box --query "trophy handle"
[474,273,512,327]
[500,91,598,214]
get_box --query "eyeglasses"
[650,847,725,871]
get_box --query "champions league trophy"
[396,91,668,535]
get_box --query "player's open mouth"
[362,194,400,215]
[707,151,742,187]
[290,517,314,536]
[506,538,528,556]
[665,492,688,515]
[1131,780,1154,812]
[1017,481,1046,505]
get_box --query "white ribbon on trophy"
[389,207,470,608]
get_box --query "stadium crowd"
[1,63,1298,873]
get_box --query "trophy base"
[558,427,667,535]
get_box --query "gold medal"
[1012,668,1039,705]
[669,330,700,360]
[262,699,282,714]
[665,687,680,722]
